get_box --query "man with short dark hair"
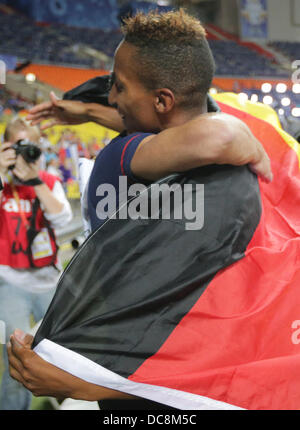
[119,9,215,112]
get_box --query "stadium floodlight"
[281,97,291,107]
[209,87,218,95]
[291,107,300,117]
[238,93,248,103]
[292,84,300,94]
[278,108,285,116]
[276,83,287,94]
[263,95,273,105]
[261,83,272,93]
[25,73,36,83]
[250,94,259,103]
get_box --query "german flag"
[33,93,300,410]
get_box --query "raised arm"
[27,94,272,182]
[131,113,273,183]
[26,91,125,133]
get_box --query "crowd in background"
[0,89,110,197]
[40,129,105,191]
[0,88,33,117]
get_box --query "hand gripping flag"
[32,93,300,410]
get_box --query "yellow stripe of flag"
[213,92,300,166]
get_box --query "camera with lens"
[9,139,42,169]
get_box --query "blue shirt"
[88,132,152,231]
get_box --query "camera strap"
[26,197,59,269]
[21,177,44,186]
[10,181,30,229]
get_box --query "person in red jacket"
[0,117,72,410]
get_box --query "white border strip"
[34,339,243,410]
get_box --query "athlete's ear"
[154,89,175,114]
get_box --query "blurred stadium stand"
[209,40,288,78]
[0,6,292,77]
[269,41,300,62]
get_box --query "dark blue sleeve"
[87,132,154,231]
[120,133,153,180]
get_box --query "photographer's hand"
[13,155,64,214]
[12,154,40,182]
[0,142,16,176]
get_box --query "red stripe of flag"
[120,135,141,175]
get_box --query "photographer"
[0,117,72,410]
